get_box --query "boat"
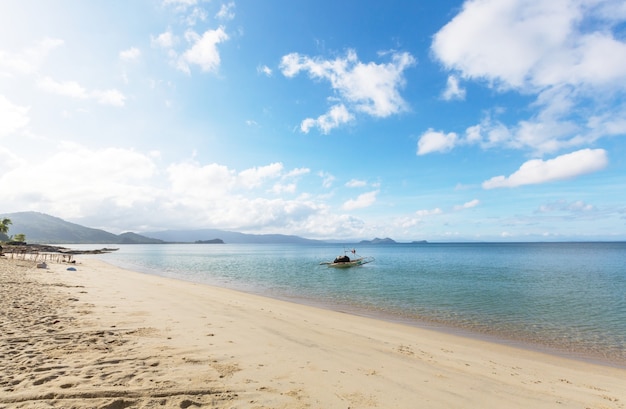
[320,249,375,268]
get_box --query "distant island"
[359,237,396,245]
[0,211,429,245]
[194,239,224,244]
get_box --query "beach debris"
[36,262,47,269]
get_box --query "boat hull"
[324,257,374,268]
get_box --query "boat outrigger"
[320,249,375,268]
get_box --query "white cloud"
[162,0,198,13]
[152,31,176,49]
[300,104,354,134]
[280,49,415,133]
[0,143,159,217]
[120,47,141,61]
[163,160,327,231]
[38,77,88,99]
[0,147,328,233]
[432,0,584,89]
[163,0,197,6]
[342,190,379,210]
[415,208,443,217]
[319,171,335,188]
[178,27,229,73]
[442,75,466,100]
[346,179,367,188]
[399,207,444,230]
[482,148,608,189]
[184,7,208,26]
[453,199,480,211]
[257,65,272,76]
[0,145,23,175]
[271,183,296,194]
[537,200,595,213]
[0,38,64,76]
[238,163,284,188]
[216,2,236,20]
[93,89,126,107]
[37,77,126,106]
[417,129,458,155]
[0,96,30,137]
[284,167,310,178]
[430,0,626,156]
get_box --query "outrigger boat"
[320,249,375,268]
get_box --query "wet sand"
[1,256,625,408]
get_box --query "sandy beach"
[1,256,625,409]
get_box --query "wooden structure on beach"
[0,246,74,263]
[0,244,117,264]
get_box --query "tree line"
[0,218,26,243]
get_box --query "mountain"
[117,232,164,244]
[0,212,163,244]
[359,237,397,245]
[141,228,323,244]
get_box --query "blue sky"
[1,0,625,241]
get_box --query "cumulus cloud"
[431,0,626,90]
[178,27,229,74]
[280,49,415,133]
[152,31,176,49]
[482,148,608,189]
[417,129,458,155]
[442,75,466,100]
[0,144,333,234]
[0,143,159,217]
[429,0,626,155]
[163,160,324,231]
[300,104,354,134]
[342,190,379,210]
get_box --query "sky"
[1,0,626,242]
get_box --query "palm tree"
[0,218,11,235]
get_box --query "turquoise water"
[86,242,626,365]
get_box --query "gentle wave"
[81,242,626,365]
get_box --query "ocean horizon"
[78,241,626,367]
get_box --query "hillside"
[141,228,323,244]
[0,212,163,244]
[0,211,402,245]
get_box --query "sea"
[80,242,626,367]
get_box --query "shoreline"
[2,256,625,408]
[99,254,626,369]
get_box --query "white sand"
[1,256,624,409]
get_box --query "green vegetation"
[1,218,12,242]
[0,218,11,234]
[0,212,164,244]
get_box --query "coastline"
[1,256,625,408]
